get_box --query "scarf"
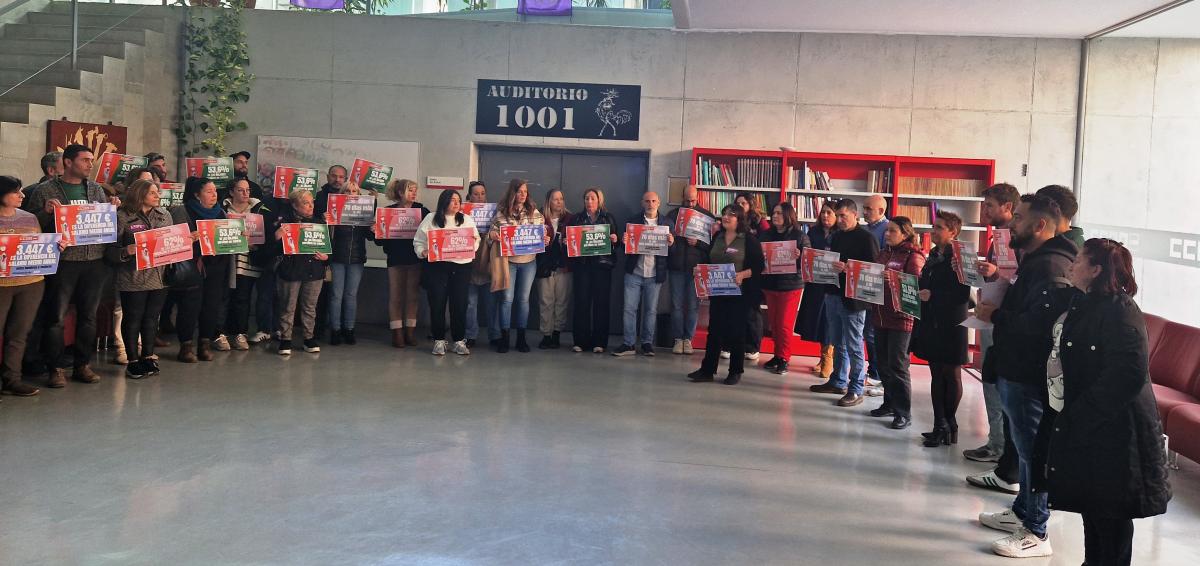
[187,198,225,220]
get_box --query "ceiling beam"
[1086,0,1193,39]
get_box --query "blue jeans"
[670,270,699,340]
[500,261,537,330]
[328,262,364,331]
[466,282,500,341]
[999,378,1050,538]
[825,294,867,396]
[622,273,662,346]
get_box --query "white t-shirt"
[638,215,658,278]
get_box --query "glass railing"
[51,0,670,15]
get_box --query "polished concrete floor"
[1,330,1198,566]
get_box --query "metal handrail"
[0,0,152,99]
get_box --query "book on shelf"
[786,161,891,193]
[697,189,770,214]
[898,177,986,198]
[787,194,835,222]
[895,202,939,226]
[697,156,780,188]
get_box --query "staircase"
[0,1,181,182]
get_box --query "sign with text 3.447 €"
[54,203,117,246]
[476,79,641,141]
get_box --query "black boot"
[538,334,555,349]
[496,330,510,353]
[923,426,950,447]
[330,328,343,346]
[551,331,561,349]
[515,330,530,352]
[343,329,356,345]
[688,368,715,382]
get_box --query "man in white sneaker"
[861,194,888,397]
[613,192,673,357]
[663,186,712,356]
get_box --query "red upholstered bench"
[1145,313,1200,465]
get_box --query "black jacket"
[663,205,714,272]
[536,210,572,278]
[313,183,370,264]
[826,226,879,312]
[271,206,328,282]
[621,212,669,283]
[221,175,265,202]
[1035,292,1171,519]
[988,234,1079,385]
[374,202,429,267]
[910,245,971,365]
[566,210,616,270]
[710,230,765,305]
[760,225,810,292]
[179,202,232,274]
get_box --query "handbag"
[164,259,202,289]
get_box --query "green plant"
[176,1,253,157]
[462,0,489,10]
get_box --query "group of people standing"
[0,147,1173,565]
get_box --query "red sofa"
[1144,314,1200,465]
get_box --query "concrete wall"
[223,11,1083,207]
[1080,38,1200,326]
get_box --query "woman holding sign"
[688,204,764,385]
[536,188,571,350]
[109,179,175,378]
[223,178,272,351]
[376,179,429,349]
[490,179,548,353]
[0,176,48,396]
[567,188,618,353]
[759,203,810,376]
[796,202,837,378]
[910,212,972,446]
[868,217,925,430]
[173,177,232,363]
[413,189,479,356]
[325,182,372,347]
[271,190,329,356]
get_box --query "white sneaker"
[452,340,470,355]
[572,346,584,353]
[682,339,694,354]
[991,528,1052,558]
[432,340,447,356]
[720,351,731,359]
[745,351,760,360]
[865,385,884,397]
[592,346,605,354]
[212,335,231,351]
[967,470,1021,494]
[979,509,1023,533]
[673,339,685,354]
[249,331,271,343]
[233,334,250,351]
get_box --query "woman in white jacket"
[414,189,480,356]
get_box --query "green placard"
[898,271,921,319]
[566,224,611,257]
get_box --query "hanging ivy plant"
[175,1,254,157]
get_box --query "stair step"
[0,103,31,123]
[43,1,150,16]
[0,84,60,106]
[0,38,130,58]
[25,12,168,32]
[0,53,107,74]
[4,25,150,45]
[0,68,83,90]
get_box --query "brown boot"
[73,365,100,384]
[817,344,834,379]
[391,328,405,348]
[46,369,67,388]
[403,327,417,346]
[197,339,214,361]
[177,341,198,363]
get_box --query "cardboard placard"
[992,229,1018,280]
[272,166,320,199]
[374,207,423,239]
[134,223,194,270]
[887,269,922,319]
[325,193,376,226]
[462,202,498,234]
[673,207,714,244]
[158,182,186,207]
[694,263,741,298]
[226,212,265,245]
[54,203,117,246]
[763,240,798,275]
[348,158,393,192]
[427,227,477,262]
[844,259,885,305]
[280,223,332,255]
[952,239,985,287]
[0,233,62,277]
[565,224,612,257]
[94,153,148,185]
[498,224,546,256]
[625,223,669,256]
[197,219,250,256]
[185,157,235,183]
[800,247,840,285]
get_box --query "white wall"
[223,11,1082,208]
[1080,38,1200,327]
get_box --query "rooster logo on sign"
[595,89,632,137]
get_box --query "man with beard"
[227,151,265,201]
[974,194,1078,558]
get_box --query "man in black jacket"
[613,191,674,356]
[809,199,879,407]
[663,185,712,355]
[975,193,1078,559]
[228,151,265,201]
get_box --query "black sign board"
[476,79,641,141]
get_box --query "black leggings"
[929,362,963,429]
[1082,514,1133,566]
[173,261,230,343]
[701,295,749,375]
[424,261,471,342]
[120,290,167,360]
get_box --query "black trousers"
[44,259,109,369]
[929,362,963,429]
[746,303,763,353]
[424,261,470,342]
[227,274,259,336]
[1082,514,1134,566]
[701,295,749,375]
[173,261,230,343]
[119,289,167,360]
[876,328,913,417]
[572,264,612,349]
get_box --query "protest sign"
[325,193,376,226]
[763,240,798,275]
[54,203,117,246]
[694,263,741,298]
[427,227,477,262]
[94,153,148,185]
[625,223,669,256]
[887,269,922,319]
[280,223,332,255]
[845,259,885,305]
[800,247,840,285]
[226,212,265,245]
[272,166,320,199]
[134,223,194,270]
[197,218,250,256]
[348,158,393,192]
[0,233,62,277]
[185,157,235,183]
[374,207,423,239]
[462,202,498,233]
[673,207,714,244]
[565,224,611,257]
[498,224,546,256]
[952,240,985,287]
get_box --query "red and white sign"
[427,227,477,262]
[134,223,194,270]
[762,240,798,275]
[375,207,423,239]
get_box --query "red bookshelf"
[688,147,996,363]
